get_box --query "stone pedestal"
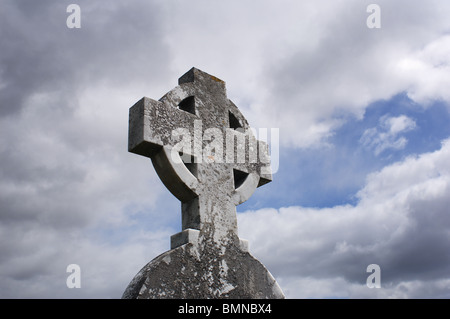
[122,234,284,299]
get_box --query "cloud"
[0,83,178,297]
[360,115,417,155]
[0,0,180,297]
[0,0,171,117]
[0,220,171,298]
[252,0,450,148]
[395,35,450,105]
[238,138,450,298]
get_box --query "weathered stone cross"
[124,68,284,299]
[128,67,271,250]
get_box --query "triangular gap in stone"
[178,96,195,115]
[229,111,243,130]
[180,152,198,177]
[233,169,249,189]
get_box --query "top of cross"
[128,67,272,249]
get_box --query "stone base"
[122,236,284,299]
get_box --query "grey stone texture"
[122,238,284,299]
[124,67,284,299]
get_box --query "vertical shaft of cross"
[180,163,239,245]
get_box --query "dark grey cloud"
[0,0,175,298]
[383,194,450,283]
[0,0,171,117]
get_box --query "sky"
[0,0,450,298]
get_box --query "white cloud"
[395,35,450,105]
[250,1,450,148]
[238,138,450,298]
[277,276,450,299]
[360,115,416,155]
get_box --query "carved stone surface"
[122,238,284,299]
